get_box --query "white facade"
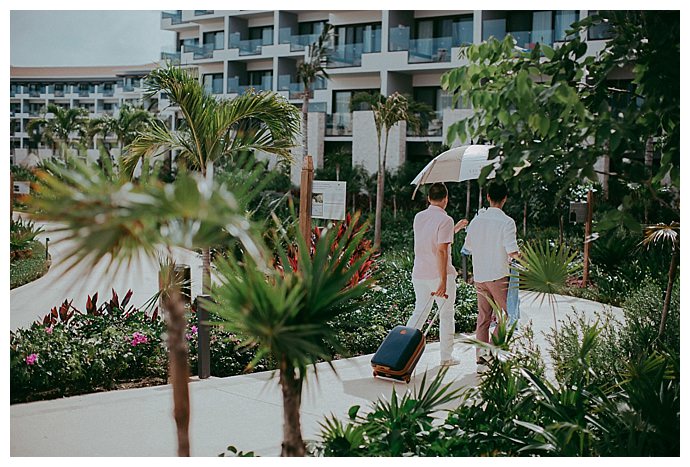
[10,64,177,165]
[160,9,617,186]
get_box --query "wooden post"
[299,155,314,242]
[581,189,594,287]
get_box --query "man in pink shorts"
[463,181,520,373]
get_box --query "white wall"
[352,110,406,174]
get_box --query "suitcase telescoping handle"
[422,293,447,337]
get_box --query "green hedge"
[10,241,49,289]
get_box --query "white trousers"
[406,275,456,361]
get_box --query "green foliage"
[316,368,462,456]
[11,164,38,182]
[620,279,680,357]
[10,290,166,403]
[10,217,43,258]
[442,12,680,232]
[515,241,581,300]
[10,241,48,289]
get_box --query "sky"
[10,10,176,67]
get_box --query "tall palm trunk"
[658,247,679,338]
[465,181,471,218]
[163,287,191,456]
[202,247,212,294]
[374,130,389,249]
[301,89,309,158]
[279,358,305,456]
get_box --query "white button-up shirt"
[463,207,519,283]
[412,205,457,280]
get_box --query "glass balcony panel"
[194,10,214,16]
[279,27,293,44]
[227,76,240,94]
[408,37,452,63]
[407,110,443,137]
[162,11,182,24]
[278,74,291,91]
[389,25,411,51]
[452,19,473,46]
[161,46,181,63]
[325,113,353,136]
[238,38,263,56]
[327,43,364,68]
[184,43,214,59]
[482,18,507,41]
[308,102,327,113]
[291,33,319,52]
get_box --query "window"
[554,11,579,41]
[334,23,382,53]
[203,31,225,50]
[203,73,224,94]
[588,11,613,40]
[247,70,273,89]
[179,37,199,51]
[298,21,326,36]
[249,26,274,45]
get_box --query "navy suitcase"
[371,296,443,383]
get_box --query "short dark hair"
[428,182,448,201]
[487,181,508,202]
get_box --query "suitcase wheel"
[403,375,410,383]
[372,370,378,378]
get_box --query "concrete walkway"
[11,290,621,456]
[10,215,204,330]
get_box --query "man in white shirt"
[408,183,468,366]
[463,182,519,372]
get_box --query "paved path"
[10,214,204,330]
[11,288,621,456]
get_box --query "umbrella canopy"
[411,144,499,186]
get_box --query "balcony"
[327,43,365,68]
[10,85,21,97]
[194,10,214,16]
[227,75,273,94]
[45,85,65,97]
[409,37,453,63]
[162,10,183,25]
[483,19,555,50]
[27,87,43,97]
[100,86,115,97]
[161,47,181,64]
[326,113,353,136]
[279,28,320,52]
[77,87,94,97]
[278,75,327,99]
[407,110,444,137]
[183,43,215,59]
[229,33,267,56]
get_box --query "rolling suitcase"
[371,296,443,383]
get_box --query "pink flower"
[26,353,38,365]
[130,332,149,347]
[45,326,54,334]
[191,325,198,334]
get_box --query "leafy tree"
[296,23,332,158]
[372,92,413,249]
[125,65,300,293]
[30,161,266,456]
[441,11,679,232]
[88,104,154,159]
[26,104,88,161]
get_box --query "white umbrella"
[410,144,499,194]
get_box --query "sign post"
[299,155,314,242]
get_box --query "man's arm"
[433,243,450,298]
[504,219,520,260]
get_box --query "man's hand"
[454,219,469,233]
[432,281,448,299]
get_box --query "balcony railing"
[278,75,327,98]
[483,19,555,50]
[407,110,444,137]
[27,87,43,97]
[161,47,181,64]
[326,113,353,136]
[328,43,364,68]
[194,10,214,16]
[409,36,453,63]
[162,10,183,25]
[279,28,321,52]
[46,85,65,97]
[100,86,115,97]
[227,76,273,94]
[10,85,21,96]
[229,33,266,56]
[183,43,214,59]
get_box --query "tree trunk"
[279,358,305,457]
[658,247,679,338]
[465,181,471,218]
[393,194,397,218]
[302,89,309,159]
[523,201,527,237]
[202,247,212,294]
[374,130,389,250]
[644,137,654,223]
[478,186,483,212]
[163,288,191,457]
[559,215,564,246]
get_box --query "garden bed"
[10,241,49,289]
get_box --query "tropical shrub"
[11,290,166,403]
[10,241,49,289]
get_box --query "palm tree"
[30,160,266,456]
[125,65,301,293]
[372,92,412,249]
[640,222,679,337]
[209,216,374,456]
[296,23,332,158]
[27,104,88,161]
[89,104,154,159]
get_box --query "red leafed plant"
[276,211,378,290]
